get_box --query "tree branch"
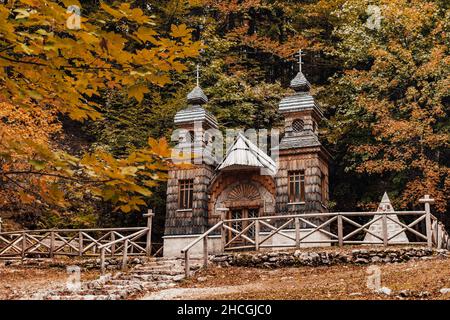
[0,54,132,71]
[0,55,47,66]
[0,45,15,53]
[0,170,112,184]
[3,175,44,202]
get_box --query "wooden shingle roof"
[174,84,218,129]
[187,85,208,104]
[290,71,311,90]
[174,105,218,129]
[218,133,277,175]
[278,132,322,150]
[278,93,324,118]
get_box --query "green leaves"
[29,160,47,170]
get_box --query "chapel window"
[178,179,194,209]
[288,170,305,203]
[292,119,304,132]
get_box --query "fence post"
[437,223,442,249]
[218,209,228,252]
[337,214,343,247]
[255,219,260,251]
[143,209,155,256]
[294,217,300,248]
[122,239,129,271]
[382,212,388,247]
[184,250,190,277]
[100,247,106,274]
[49,231,55,258]
[420,195,435,248]
[78,231,83,257]
[203,236,208,268]
[110,232,115,256]
[21,232,26,263]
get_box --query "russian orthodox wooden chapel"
[163,62,332,256]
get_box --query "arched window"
[292,119,304,132]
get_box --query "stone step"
[155,282,177,289]
[125,273,183,282]
[38,256,190,300]
[132,269,184,275]
[102,284,143,292]
[108,279,157,289]
[139,263,180,269]
[47,294,119,300]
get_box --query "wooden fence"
[0,210,161,273]
[181,195,449,276]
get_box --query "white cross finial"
[419,194,435,203]
[196,64,200,87]
[144,208,155,217]
[298,49,303,72]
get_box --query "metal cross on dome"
[296,49,304,72]
[196,64,200,86]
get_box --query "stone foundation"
[211,248,449,268]
[1,256,148,271]
[163,234,222,257]
[163,228,331,257]
[260,229,331,248]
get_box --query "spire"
[377,192,393,212]
[377,192,394,212]
[290,49,311,92]
[187,64,208,105]
[381,191,390,204]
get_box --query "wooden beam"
[382,213,388,247]
[122,239,129,271]
[294,218,300,248]
[143,209,155,256]
[337,214,343,247]
[100,247,106,274]
[203,236,208,268]
[184,250,190,278]
[420,195,435,248]
[255,220,260,251]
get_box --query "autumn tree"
[0,0,202,216]
[319,0,449,213]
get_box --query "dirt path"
[0,263,99,300]
[143,284,259,300]
[143,285,253,300]
[142,257,450,300]
[3,255,450,300]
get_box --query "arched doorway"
[213,181,273,247]
[225,184,261,245]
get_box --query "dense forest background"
[0,0,448,239]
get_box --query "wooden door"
[228,208,259,247]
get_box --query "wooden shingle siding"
[164,165,215,236]
[275,151,328,215]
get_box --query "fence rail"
[181,195,449,277]
[0,210,160,273]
